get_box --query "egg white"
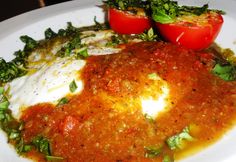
[5,30,170,119]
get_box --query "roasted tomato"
[155,12,224,50]
[108,8,152,34]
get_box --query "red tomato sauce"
[20,42,236,161]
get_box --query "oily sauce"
[21,42,236,161]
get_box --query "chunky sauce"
[21,42,236,161]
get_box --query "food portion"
[105,0,224,50]
[105,0,152,34]
[0,1,236,162]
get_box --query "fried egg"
[5,30,170,120]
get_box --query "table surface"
[0,0,70,22]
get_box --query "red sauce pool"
[20,42,236,161]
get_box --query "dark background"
[0,0,71,22]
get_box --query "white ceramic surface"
[0,0,236,162]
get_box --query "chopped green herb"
[163,155,173,162]
[76,47,89,58]
[9,130,20,139]
[166,126,193,150]
[179,4,209,16]
[32,136,51,155]
[144,146,162,158]
[151,0,179,24]
[139,28,158,41]
[104,0,148,11]
[57,97,68,106]
[45,28,57,39]
[0,87,4,94]
[150,0,224,24]
[57,33,82,57]
[12,50,28,67]
[0,88,9,110]
[212,63,236,81]
[144,113,155,123]
[69,80,78,93]
[16,137,32,154]
[94,16,105,31]
[0,58,27,83]
[148,73,160,80]
[0,100,10,110]
[46,155,64,161]
[20,35,38,51]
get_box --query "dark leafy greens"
[0,87,32,154]
[57,97,69,106]
[144,146,162,158]
[69,80,78,93]
[0,58,27,83]
[166,126,193,150]
[0,35,39,83]
[150,0,224,24]
[139,28,158,41]
[212,63,236,81]
[104,0,149,11]
[45,28,57,39]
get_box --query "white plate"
[0,0,236,162]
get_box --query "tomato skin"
[108,8,152,34]
[155,13,224,50]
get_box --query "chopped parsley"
[46,155,64,161]
[166,126,193,150]
[57,97,69,106]
[32,136,51,155]
[144,146,162,158]
[69,80,78,93]
[104,0,148,11]
[32,136,64,160]
[150,0,224,24]
[212,63,236,81]
[20,35,38,51]
[163,155,173,162]
[139,28,158,41]
[0,58,27,83]
[144,113,155,123]
[148,72,160,80]
[0,87,32,154]
[45,28,57,39]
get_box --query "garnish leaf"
[104,0,148,10]
[144,113,155,123]
[144,146,162,158]
[16,138,32,154]
[212,63,236,81]
[9,130,20,139]
[166,126,193,150]
[148,73,160,80]
[151,0,179,24]
[32,136,51,155]
[139,28,158,41]
[69,80,78,93]
[0,58,27,83]
[152,10,175,24]
[76,47,89,58]
[46,155,64,161]
[0,87,9,110]
[57,97,68,106]
[0,100,9,110]
[20,35,38,51]
[163,155,174,162]
[93,16,105,31]
[45,28,57,39]
[0,87,4,94]
[150,0,225,24]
